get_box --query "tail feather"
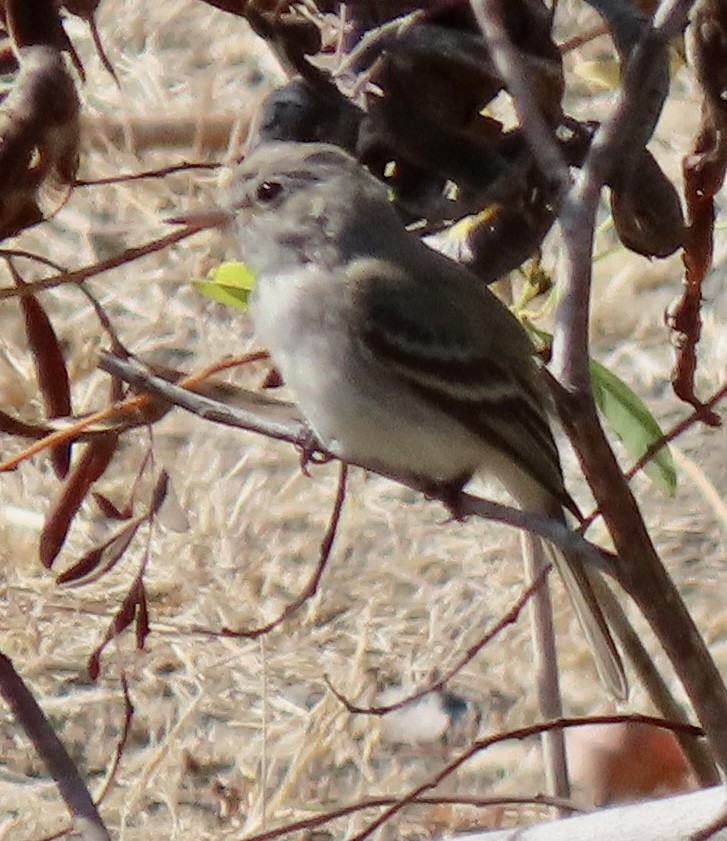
[546,539,628,700]
[500,465,627,699]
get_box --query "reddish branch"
[192,463,348,640]
[325,565,551,717]
[668,0,727,422]
[348,713,704,841]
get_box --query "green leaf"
[590,358,677,495]
[192,261,257,311]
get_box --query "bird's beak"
[165,206,234,229]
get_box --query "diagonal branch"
[473,0,724,784]
[547,0,726,785]
[95,351,618,579]
[0,652,111,841]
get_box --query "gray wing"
[347,254,573,512]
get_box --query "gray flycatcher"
[200,141,627,699]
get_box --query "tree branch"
[544,0,725,784]
[0,652,111,841]
[96,351,618,579]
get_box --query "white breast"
[251,265,486,483]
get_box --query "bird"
[201,140,627,699]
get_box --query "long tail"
[547,537,628,700]
[502,471,628,699]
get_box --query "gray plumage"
[223,141,627,699]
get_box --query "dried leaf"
[63,0,118,85]
[13,268,72,478]
[670,0,727,421]
[610,150,684,258]
[260,366,284,389]
[0,43,80,238]
[55,511,141,585]
[149,469,170,515]
[39,435,117,568]
[73,522,139,586]
[155,475,189,533]
[0,408,49,438]
[55,545,104,585]
[92,492,133,521]
[135,585,150,650]
[87,578,147,679]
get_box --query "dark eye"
[256,180,283,202]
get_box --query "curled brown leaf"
[610,150,684,259]
[92,492,133,521]
[11,264,72,478]
[39,434,118,568]
[56,518,140,586]
[671,0,727,422]
[87,578,147,679]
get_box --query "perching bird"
[195,141,627,699]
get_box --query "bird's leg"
[420,473,471,522]
[296,427,335,476]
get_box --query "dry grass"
[0,2,726,839]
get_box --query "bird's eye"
[256,180,283,202]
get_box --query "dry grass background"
[0,2,726,839]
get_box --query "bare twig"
[625,378,727,482]
[325,565,551,716]
[0,652,111,841]
[590,575,708,783]
[0,351,270,470]
[553,0,689,386]
[93,673,134,805]
[0,225,209,302]
[522,532,569,802]
[691,809,727,841]
[74,160,220,187]
[239,794,583,841]
[573,376,727,529]
[95,352,619,578]
[348,713,704,841]
[192,463,347,639]
[469,0,569,191]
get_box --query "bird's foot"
[420,475,470,522]
[297,428,334,476]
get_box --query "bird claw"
[421,475,470,522]
[297,429,333,476]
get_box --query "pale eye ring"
[256,180,283,202]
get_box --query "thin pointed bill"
[164,207,234,229]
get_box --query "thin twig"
[590,574,707,782]
[93,673,134,805]
[193,462,347,639]
[522,532,569,803]
[553,0,689,386]
[546,0,724,785]
[625,379,727,482]
[74,160,219,186]
[349,713,704,841]
[469,0,569,191]
[325,565,551,715]
[0,351,270,471]
[94,352,619,578]
[0,225,209,301]
[574,376,727,530]
[239,793,583,841]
